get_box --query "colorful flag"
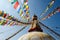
[9,0,30,21]
[26,11,29,14]
[5,14,9,19]
[1,20,7,25]
[0,10,20,23]
[23,2,28,9]
[57,7,60,12]
[48,0,55,8]
[9,0,24,19]
[9,21,14,26]
[7,20,12,25]
[23,1,30,21]
[26,5,29,10]
[9,0,17,4]
[4,20,9,25]
[0,11,4,16]
[24,0,28,2]
[9,0,21,12]
[19,9,23,16]
[0,20,2,25]
[0,11,2,16]
[0,20,4,25]
[6,16,12,20]
[13,1,19,9]
[3,13,7,18]
[17,5,21,13]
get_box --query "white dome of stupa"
[18,32,54,40]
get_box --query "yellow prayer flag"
[26,5,29,9]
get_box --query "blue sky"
[0,0,60,40]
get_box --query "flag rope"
[40,0,55,17]
[41,7,60,20]
[6,25,27,40]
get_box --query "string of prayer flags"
[0,10,19,22]
[17,0,30,21]
[9,0,30,21]
[23,0,30,21]
[9,0,24,19]
[0,17,27,26]
[9,0,21,13]
[40,0,55,17]
[19,0,30,21]
[41,7,60,20]
[0,18,18,26]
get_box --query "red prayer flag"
[14,1,19,9]
[3,13,7,18]
[58,9,60,12]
